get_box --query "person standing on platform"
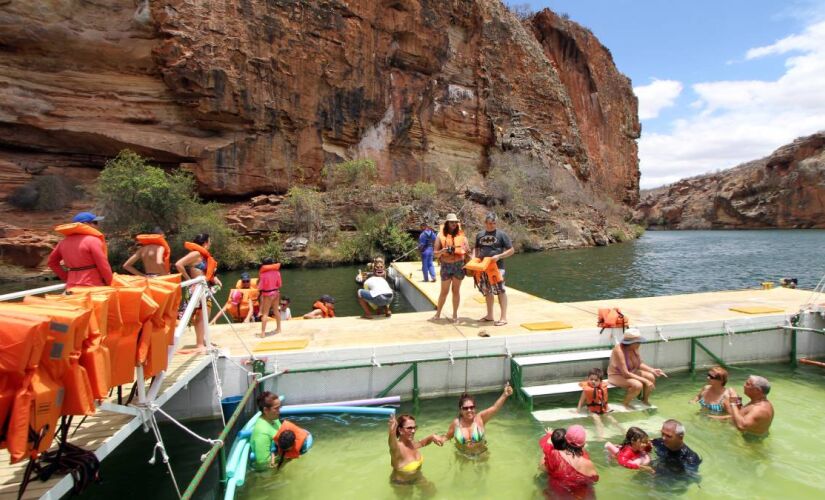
[418,220,437,282]
[48,211,113,290]
[474,212,513,326]
[123,227,171,277]
[431,213,469,323]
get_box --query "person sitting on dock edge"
[474,212,514,326]
[607,329,667,409]
[357,261,394,319]
[723,375,774,437]
[303,295,336,319]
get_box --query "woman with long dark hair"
[442,384,513,456]
[388,414,443,484]
[175,233,222,353]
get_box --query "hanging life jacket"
[312,301,335,318]
[579,381,609,414]
[183,242,218,283]
[55,223,108,258]
[464,257,503,294]
[273,420,310,459]
[597,308,628,334]
[135,234,171,274]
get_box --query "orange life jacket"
[136,234,171,274]
[437,231,467,258]
[260,263,281,273]
[313,301,335,318]
[579,381,609,414]
[0,314,49,448]
[55,222,108,257]
[273,420,309,459]
[598,308,629,333]
[184,242,218,282]
[223,288,260,322]
[464,257,503,285]
[105,280,157,386]
[234,278,259,289]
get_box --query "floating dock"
[2,261,824,498]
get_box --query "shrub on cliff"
[323,159,377,188]
[335,209,417,262]
[7,175,81,211]
[285,186,325,241]
[96,150,248,269]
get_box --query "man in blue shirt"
[651,419,702,476]
[418,221,437,282]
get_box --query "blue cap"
[72,212,104,223]
[240,272,251,281]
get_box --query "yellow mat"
[474,296,499,304]
[520,321,573,331]
[253,338,310,352]
[729,305,785,314]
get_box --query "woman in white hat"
[431,213,469,323]
[607,329,667,409]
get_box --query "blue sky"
[506,1,825,188]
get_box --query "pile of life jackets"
[464,257,503,295]
[0,273,181,464]
[597,308,629,333]
[221,278,260,322]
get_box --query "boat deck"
[0,352,209,500]
[204,261,807,355]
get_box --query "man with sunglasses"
[48,211,113,289]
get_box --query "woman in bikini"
[442,383,513,457]
[388,414,443,485]
[607,329,667,408]
[691,366,733,415]
[175,233,222,353]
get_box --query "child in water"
[605,427,653,472]
[577,368,620,438]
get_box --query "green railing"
[181,379,259,500]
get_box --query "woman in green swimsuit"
[443,383,513,456]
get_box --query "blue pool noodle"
[279,405,396,417]
[235,442,251,487]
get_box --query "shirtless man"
[123,228,170,276]
[723,375,774,436]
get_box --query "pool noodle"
[235,442,251,487]
[280,405,395,416]
[283,396,400,409]
[223,477,237,500]
[225,438,246,478]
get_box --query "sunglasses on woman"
[461,405,475,411]
[707,373,721,380]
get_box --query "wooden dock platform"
[0,353,210,500]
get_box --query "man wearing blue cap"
[47,211,113,289]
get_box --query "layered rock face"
[635,132,825,229]
[1,0,638,199]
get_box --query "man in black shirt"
[651,419,702,477]
[473,212,514,326]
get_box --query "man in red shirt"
[48,212,113,289]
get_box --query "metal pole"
[412,362,419,415]
[790,329,798,368]
[0,283,65,301]
[689,338,696,374]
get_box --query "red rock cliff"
[635,132,825,229]
[1,1,638,203]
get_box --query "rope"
[154,407,223,447]
[147,414,182,499]
[805,271,825,307]
[205,287,256,360]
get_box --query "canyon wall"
[635,132,825,229]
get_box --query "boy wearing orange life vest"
[123,227,171,277]
[577,368,621,438]
[47,211,113,289]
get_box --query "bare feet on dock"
[360,315,373,320]
[177,346,207,355]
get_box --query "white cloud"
[634,79,683,119]
[639,20,825,189]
